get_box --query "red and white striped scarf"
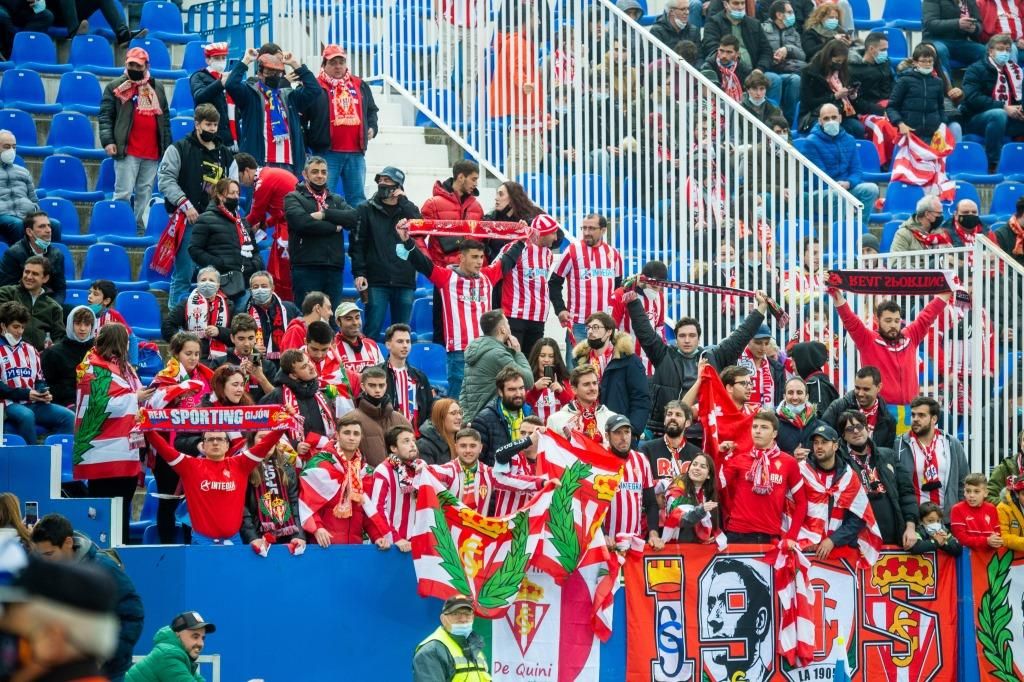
[747,443,781,495]
[763,539,814,667]
[741,348,775,408]
[248,294,289,360]
[909,226,953,248]
[797,461,882,567]
[317,71,362,127]
[717,60,742,101]
[570,400,602,443]
[993,57,1024,103]
[861,399,880,434]
[661,483,725,547]
[282,383,336,445]
[910,430,944,504]
[588,343,614,378]
[184,289,229,357]
[305,182,329,212]
[828,70,855,116]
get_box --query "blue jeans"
[765,72,800,126]
[169,224,194,307]
[365,286,415,341]
[291,267,343,316]
[447,350,465,401]
[113,155,158,228]
[4,401,75,444]
[932,39,986,70]
[965,107,1024,165]
[689,0,703,27]
[323,151,367,206]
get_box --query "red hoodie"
[280,318,308,353]
[246,166,298,230]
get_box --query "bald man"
[941,199,987,247]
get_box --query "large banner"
[969,550,1024,682]
[626,545,957,682]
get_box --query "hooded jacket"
[789,341,839,418]
[125,626,204,682]
[0,234,67,301]
[997,488,1024,551]
[41,306,95,407]
[284,182,359,270]
[821,391,897,449]
[72,533,144,678]
[157,132,235,215]
[471,397,534,467]
[416,419,452,466]
[349,395,413,467]
[894,430,969,519]
[350,193,422,288]
[571,332,652,434]
[459,334,534,421]
[839,438,917,544]
[98,75,172,160]
[188,204,264,282]
[418,179,486,268]
[800,123,864,186]
[887,69,948,142]
[261,371,329,440]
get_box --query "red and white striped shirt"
[440,0,483,26]
[391,365,421,433]
[552,240,622,323]
[604,450,653,541]
[491,454,543,517]
[500,242,552,322]
[336,335,383,374]
[429,460,498,513]
[525,384,574,425]
[0,339,40,405]
[989,0,1024,39]
[262,92,292,166]
[370,458,419,541]
[611,286,666,376]
[430,264,505,352]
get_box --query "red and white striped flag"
[797,461,883,568]
[890,125,957,201]
[764,539,815,667]
[860,114,899,166]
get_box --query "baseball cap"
[441,596,474,614]
[125,47,149,66]
[605,413,632,433]
[753,324,772,339]
[322,44,347,61]
[335,301,360,318]
[171,610,217,633]
[258,53,285,70]
[810,424,840,442]
[374,166,406,189]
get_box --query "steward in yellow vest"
[412,596,491,682]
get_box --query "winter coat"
[963,57,1020,116]
[72,533,144,678]
[0,161,38,217]
[157,133,235,214]
[909,524,963,555]
[306,74,379,154]
[849,60,894,114]
[701,12,771,70]
[924,0,983,41]
[284,183,358,270]
[126,626,204,682]
[0,235,66,300]
[788,341,839,418]
[648,14,701,48]
[379,361,434,431]
[741,93,784,124]
[993,223,1024,269]
[894,431,969,519]
[41,308,93,407]
[98,76,171,159]
[800,123,864,186]
[997,488,1024,551]
[418,179,485,268]
[162,296,232,359]
[890,216,935,253]
[224,61,321,170]
[802,25,851,61]
[350,194,422,288]
[839,439,917,543]
[776,412,824,454]
[261,371,330,440]
[570,333,652,434]
[822,392,897,449]
[887,70,947,141]
[799,64,871,129]
[0,284,65,350]
[416,419,453,465]
[459,334,534,421]
[627,297,765,432]
[471,397,534,467]
[188,204,264,282]
[987,453,1022,504]
[760,20,807,72]
[349,396,412,467]
[190,67,234,148]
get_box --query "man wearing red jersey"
[500,214,561,354]
[610,260,668,377]
[371,424,423,552]
[603,414,664,551]
[721,411,807,544]
[334,301,383,374]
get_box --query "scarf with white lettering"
[910,430,944,503]
[748,443,781,495]
[741,348,775,408]
[992,58,1024,104]
[318,70,362,127]
[253,458,301,538]
[184,289,229,357]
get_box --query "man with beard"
[334,301,384,374]
[894,396,969,520]
[604,414,664,551]
[703,558,773,682]
[471,366,532,466]
[830,288,950,407]
[547,365,616,443]
[640,400,702,483]
[838,410,919,548]
[822,366,897,449]
[261,348,336,457]
[128,611,215,682]
[370,425,422,552]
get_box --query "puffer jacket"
[416,419,452,465]
[0,161,38,217]
[962,57,1015,116]
[997,488,1024,551]
[570,333,652,434]
[800,123,864,186]
[350,193,422,288]
[924,0,983,41]
[125,626,204,682]
[987,452,1023,504]
[459,334,534,421]
[285,183,358,270]
[98,76,172,159]
[471,397,534,466]
[761,20,807,72]
[188,203,264,282]
[886,69,947,141]
[418,179,485,268]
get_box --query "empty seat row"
[0,32,188,80]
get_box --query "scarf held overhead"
[138,405,297,432]
[636,275,790,326]
[826,269,969,308]
[406,219,533,241]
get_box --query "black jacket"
[379,361,433,431]
[98,76,171,159]
[801,26,850,61]
[887,70,948,141]
[628,297,765,432]
[284,184,358,269]
[161,299,232,359]
[800,63,870,126]
[788,341,839,418]
[350,195,422,288]
[188,204,264,282]
[849,60,894,115]
[701,12,771,70]
[963,57,1021,116]
[821,391,897,449]
[239,458,306,544]
[570,334,651,435]
[0,236,66,300]
[923,0,983,41]
[993,224,1024,269]
[471,398,532,467]
[190,68,235,147]
[261,371,329,440]
[700,55,753,91]
[639,437,702,482]
[776,412,824,454]
[840,439,917,545]
[648,14,701,48]
[305,76,380,154]
[805,454,866,547]
[160,133,234,215]
[416,420,452,465]
[41,335,93,407]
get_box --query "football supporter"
[334,301,384,374]
[661,452,722,544]
[894,396,968,519]
[241,430,306,556]
[207,314,276,402]
[821,365,897,449]
[244,163,299,301]
[683,364,758,414]
[524,337,574,425]
[950,473,1004,550]
[639,400,702,484]
[498,213,561,354]
[737,324,785,409]
[492,416,546,516]
[173,364,255,458]
[350,366,413,467]
[603,414,664,551]
[460,310,534,421]
[997,476,1024,552]
[610,261,668,375]
[280,291,332,352]
[41,306,96,408]
[127,611,216,682]
[261,348,336,456]
[239,271,299,362]
[190,41,235,146]
[417,398,463,465]
[909,501,963,556]
[547,365,616,442]
[775,377,822,460]
[162,267,233,361]
[86,280,131,333]
[380,323,433,435]
[471,366,533,466]
[303,320,360,418]
[371,425,423,551]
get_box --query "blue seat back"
[855,139,882,172]
[947,142,989,176]
[47,112,98,149]
[170,116,193,142]
[408,343,447,382]
[882,181,924,213]
[128,38,173,71]
[953,181,981,208]
[39,156,90,192]
[410,298,433,337]
[141,245,170,282]
[38,197,81,234]
[97,157,116,195]
[141,1,186,33]
[11,32,58,66]
[0,109,40,146]
[181,41,207,72]
[170,78,194,114]
[90,201,138,237]
[990,181,1024,216]
[116,291,162,329]
[82,242,132,280]
[56,71,103,109]
[881,27,909,60]
[0,69,47,104]
[997,142,1024,174]
[69,35,115,69]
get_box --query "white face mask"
[0,149,15,165]
[210,59,227,72]
[3,333,18,346]
[923,522,944,535]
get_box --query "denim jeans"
[113,155,158,228]
[291,267,343,316]
[965,107,1024,165]
[365,286,415,340]
[447,350,465,401]
[168,223,194,307]
[932,39,986,70]
[765,72,800,126]
[565,322,586,369]
[322,151,368,206]
[688,0,703,27]
[4,401,75,444]
[54,0,128,34]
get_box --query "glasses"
[586,325,607,332]
[844,424,866,433]
[730,380,752,387]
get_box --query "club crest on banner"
[503,576,551,656]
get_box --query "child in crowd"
[910,501,962,556]
[661,453,724,546]
[997,476,1024,553]
[88,280,132,333]
[949,473,1003,551]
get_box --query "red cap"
[125,47,149,66]
[531,214,560,235]
[322,44,347,61]
[258,53,285,70]
[203,42,229,58]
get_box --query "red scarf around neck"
[747,443,781,495]
[1009,216,1024,255]
[306,182,329,212]
[910,226,952,248]
[248,294,288,359]
[717,60,742,100]
[571,400,602,443]
[910,429,943,500]
[317,70,362,127]
[218,205,254,257]
[184,289,228,357]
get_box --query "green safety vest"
[416,627,492,682]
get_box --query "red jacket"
[417,179,485,268]
[950,500,1000,550]
[836,296,947,405]
[280,318,308,352]
[246,166,298,230]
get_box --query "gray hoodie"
[458,334,534,421]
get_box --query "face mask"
[958,214,982,230]
[3,333,18,346]
[0,149,14,165]
[875,50,889,63]
[251,287,273,305]
[822,120,841,136]
[674,17,687,29]
[787,401,809,412]
[199,130,218,143]
[718,58,734,68]
[263,75,281,89]
[223,198,239,212]
[831,59,845,69]
[916,66,933,75]
[783,13,796,27]
[822,18,839,30]
[377,184,396,199]
[994,51,1011,66]
[749,95,766,106]
[126,68,146,81]
[33,238,50,250]
[587,337,607,349]
[308,180,328,193]
[89,303,105,315]
[449,623,473,638]
[209,59,227,72]
[923,522,943,535]
[197,281,219,298]
[362,393,385,407]
[729,9,746,20]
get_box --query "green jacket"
[458,334,534,422]
[0,284,66,351]
[987,454,1022,505]
[126,626,205,682]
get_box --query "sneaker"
[116,27,148,46]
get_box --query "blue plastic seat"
[881,181,924,217]
[0,70,60,114]
[882,0,921,31]
[49,243,75,280]
[948,142,1004,184]
[69,35,124,77]
[414,88,462,129]
[145,202,170,239]
[116,291,162,339]
[142,523,184,544]
[1,434,27,446]
[414,271,433,298]
[140,245,170,291]
[128,38,186,79]
[408,342,448,393]
[0,109,52,156]
[983,181,1024,223]
[848,0,884,29]
[90,201,157,248]
[71,242,147,291]
[170,116,193,142]
[516,172,558,213]
[11,32,71,74]
[996,142,1024,181]
[129,479,160,541]
[47,112,107,160]
[44,434,75,482]
[56,71,103,116]
[854,140,890,183]
[169,78,194,116]
[409,297,433,342]
[881,27,909,61]
[181,41,207,73]
[953,181,982,211]
[64,289,91,309]
[140,1,200,43]
[341,268,358,298]
[38,156,103,203]
[96,157,116,198]
[38,197,96,246]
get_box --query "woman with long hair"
[174,364,254,457]
[801,2,851,60]
[73,323,152,545]
[0,492,31,547]
[799,39,865,137]
[188,177,264,304]
[416,398,463,465]
[240,429,305,555]
[663,453,722,544]
[775,376,822,459]
[525,338,574,424]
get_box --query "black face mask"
[958,214,982,230]
[308,180,328,193]
[223,198,239,212]
[199,130,217,143]
[263,74,281,89]
[126,68,146,81]
[587,336,607,350]
[362,393,386,407]
[377,184,396,199]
